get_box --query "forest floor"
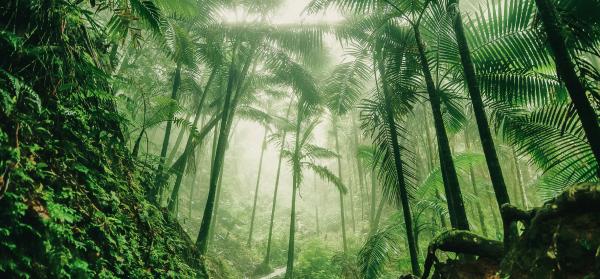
[256,266,286,279]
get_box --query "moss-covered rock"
[424,183,600,279]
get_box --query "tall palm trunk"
[346,155,357,233]
[533,0,600,174]
[247,127,268,247]
[377,55,420,276]
[197,44,255,254]
[447,0,516,245]
[153,62,182,204]
[512,147,529,209]
[166,112,191,166]
[369,170,377,232]
[314,175,320,235]
[188,168,198,220]
[132,100,147,158]
[209,166,224,246]
[423,113,448,228]
[512,147,528,209]
[196,56,238,254]
[132,127,145,158]
[189,116,207,219]
[167,70,217,216]
[414,25,469,230]
[285,101,304,279]
[333,117,348,253]
[464,131,488,236]
[370,194,386,236]
[264,101,293,266]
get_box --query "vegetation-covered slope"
[0,1,203,277]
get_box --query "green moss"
[0,1,204,277]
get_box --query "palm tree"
[532,0,600,172]
[196,40,251,254]
[309,0,471,233]
[195,18,326,254]
[263,99,295,268]
[444,0,516,243]
[166,67,219,216]
[357,152,485,278]
[152,21,198,204]
[323,48,371,252]
[373,48,420,275]
[242,104,276,247]
[283,115,347,278]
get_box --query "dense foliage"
[1,0,599,278]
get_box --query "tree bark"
[533,0,600,176]
[423,113,448,229]
[285,100,304,279]
[447,0,516,246]
[167,69,218,216]
[153,62,182,204]
[333,117,349,253]
[196,49,241,254]
[377,54,420,276]
[464,131,488,236]
[415,25,469,231]
[247,127,268,247]
[264,101,293,266]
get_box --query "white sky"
[220,0,344,25]
[271,0,344,24]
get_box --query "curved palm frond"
[357,223,401,279]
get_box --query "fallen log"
[421,230,504,279]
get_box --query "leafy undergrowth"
[0,1,205,278]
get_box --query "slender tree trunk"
[132,127,145,158]
[347,156,357,234]
[166,112,190,166]
[314,175,320,236]
[351,115,367,222]
[377,55,420,276]
[512,147,529,209]
[167,71,217,216]
[370,195,386,236]
[333,117,348,253]
[247,127,268,247]
[189,116,207,219]
[196,54,239,254]
[264,101,293,266]
[154,62,182,204]
[188,169,197,220]
[263,144,284,266]
[369,170,377,234]
[132,99,147,158]
[534,0,600,175]
[464,131,488,236]
[285,101,304,279]
[166,116,220,215]
[415,26,469,231]
[197,44,255,254]
[423,112,448,229]
[209,165,224,247]
[447,0,516,246]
